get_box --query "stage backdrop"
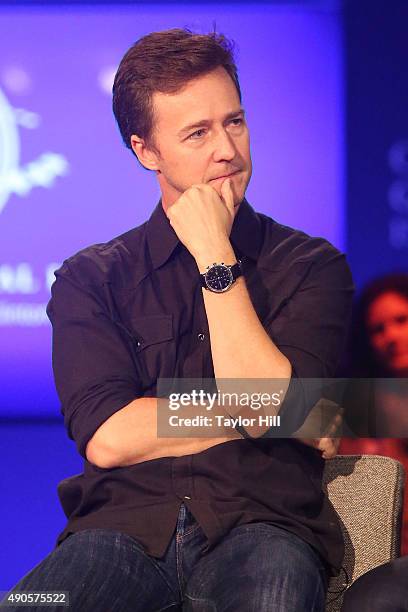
[0,4,344,415]
[345,0,408,290]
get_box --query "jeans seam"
[176,504,187,599]
[155,604,181,612]
[184,593,217,611]
[183,523,201,537]
[176,533,184,599]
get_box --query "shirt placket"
[171,454,194,501]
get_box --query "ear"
[130,134,160,171]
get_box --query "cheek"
[370,335,386,355]
[175,153,207,179]
[240,133,252,161]
[401,323,408,341]
[164,158,203,187]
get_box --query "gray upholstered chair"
[323,454,405,612]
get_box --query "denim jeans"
[1,503,327,611]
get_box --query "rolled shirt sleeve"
[261,238,355,435]
[46,260,143,459]
[272,244,354,378]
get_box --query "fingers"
[325,412,343,437]
[220,178,235,216]
[318,437,339,459]
[298,436,339,459]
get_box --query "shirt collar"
[146,197,263,270]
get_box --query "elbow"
[85,433,121,469]
[285,357,293,379]
[277,355,292,381]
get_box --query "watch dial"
[206,265,233,292]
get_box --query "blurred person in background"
[339,272,408,554]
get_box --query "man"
[3,29,353,611]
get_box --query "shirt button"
[198,333,205,341]
[136,341,141,347]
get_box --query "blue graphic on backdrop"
[0,86,68,328]
[0,87,69,214]
[388,140,408,249]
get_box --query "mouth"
[210,170,241,182]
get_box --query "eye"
[230,117,243,126]
[188,128,207,140]
[396,315,408,325]
[368,323,384,336]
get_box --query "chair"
[323,454,405,612]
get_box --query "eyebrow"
[177,108,246,138]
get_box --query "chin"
[393,363,408,376]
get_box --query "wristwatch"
[200,260,243,293]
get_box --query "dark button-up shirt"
[46,198,354,576]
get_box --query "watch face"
[205,265,233,292]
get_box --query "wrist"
[195,245,236,273]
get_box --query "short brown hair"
[112,28,241,157]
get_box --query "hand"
[165,179,236,264]
[299,436,341,459]
[297,408,343,459]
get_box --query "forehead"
[151,67,240,131]
[368,292,408,321]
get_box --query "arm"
[166,181,292,438]
[86,397,238,468]
[198,257,292,438]
[47,261,237,469]
[166,179,354,448]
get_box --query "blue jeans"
[2,504,327,611]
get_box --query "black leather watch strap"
[200,259,243,289]
[230,260,242,277]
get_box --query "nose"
[383,323,403,347]
[212,128,236,162]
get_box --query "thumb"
[220,178,235,216]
